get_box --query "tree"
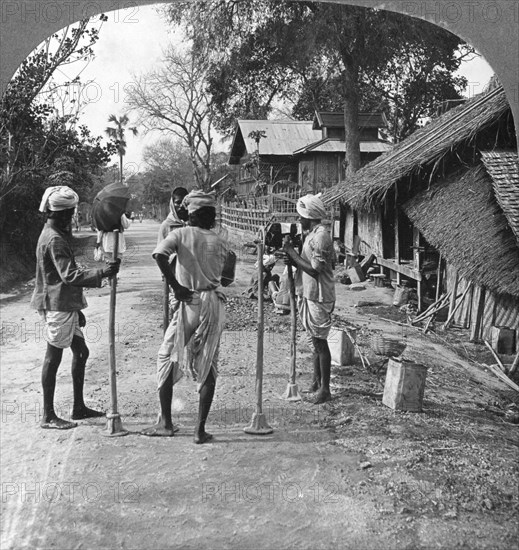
[0,16,112,262]
[104,114,138,185]
[142,137,195,189]
[165,1,473,173]
[124,138,196,218]
[1,16,107,203]
[125,44,216,190]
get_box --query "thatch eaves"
[322,86,510,208]
[481,150,519,245]
[403,165,519,298]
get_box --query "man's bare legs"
[308,351,322,393]
[141,370,178,436]
[194,369,216,444]
[312,337,332,404]
[41,344,77,429]
[70,335,104,420]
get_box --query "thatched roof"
[481,150,519,245]
[403,165,519,298]
[322,85,510,208]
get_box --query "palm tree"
[105,114,138,185]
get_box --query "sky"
[51,3,495,171]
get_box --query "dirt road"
[1,221,517,549]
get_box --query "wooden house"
[323,85,519,341]
[228,113,390,198]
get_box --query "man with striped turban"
[142,190,229,443]
[31,186,120,429]
[283,193,336,404]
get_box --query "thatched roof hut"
[322,86,512,209]
[481,150,519,245]
[403,165,519,299]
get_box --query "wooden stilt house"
[323,85,519,342]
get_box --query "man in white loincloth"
[31,185,120,429]
[283,193,336,404]
[142,190,229,443]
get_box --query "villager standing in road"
[283,193,335,404]
[142,191,229,443]
[31,186,120,429]
[157,187,189,325]
[157,187,189,244]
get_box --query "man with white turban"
[31,185,120,429]
[142,190,231,443]
[283,193,335,404]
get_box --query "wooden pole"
[256,241,264,413]
[470,286,486,343]
[435,254,442,303]
[413,226,422,312]
[283,263,301,401]
[244,232,273,434]
[104,229,128,436]
[509,351,519,377]
[447,270,459,321]
[108,231,119,414]
[443,282,472,330]
[288,266,297,384]
[394,196,401,287]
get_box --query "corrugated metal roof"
[293,139,391,155]
[236,119,322,156]
[481,150,519,245]
[313,112,387,129]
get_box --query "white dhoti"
[297,297,334,340]
[157,289,226,391]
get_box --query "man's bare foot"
[141,423,175,437]
[194,431,213,444]
[309,381,321,392]
[41,417,77,430]
[71,407,105,420]
[313,390,332,405]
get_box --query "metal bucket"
[382,359,428,412]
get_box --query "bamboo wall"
[357,209,384,257]
[447,266,519,341]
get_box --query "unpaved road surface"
[1,220,518,549]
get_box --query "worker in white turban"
[284,192,336,404]
[31,185,120,430]
[39,185,79,212]
[296,193,327,221]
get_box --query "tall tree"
[125,44,216,190]
[165,1,473,173]
[0,16,110,257]
[104,114,138,185]
[1,15,107,203]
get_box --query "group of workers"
[30,184,335,443]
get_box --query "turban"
[39,186,79,213]
[182,190,216,214]
[296,193,326,220]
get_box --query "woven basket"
[370,334,406,357]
